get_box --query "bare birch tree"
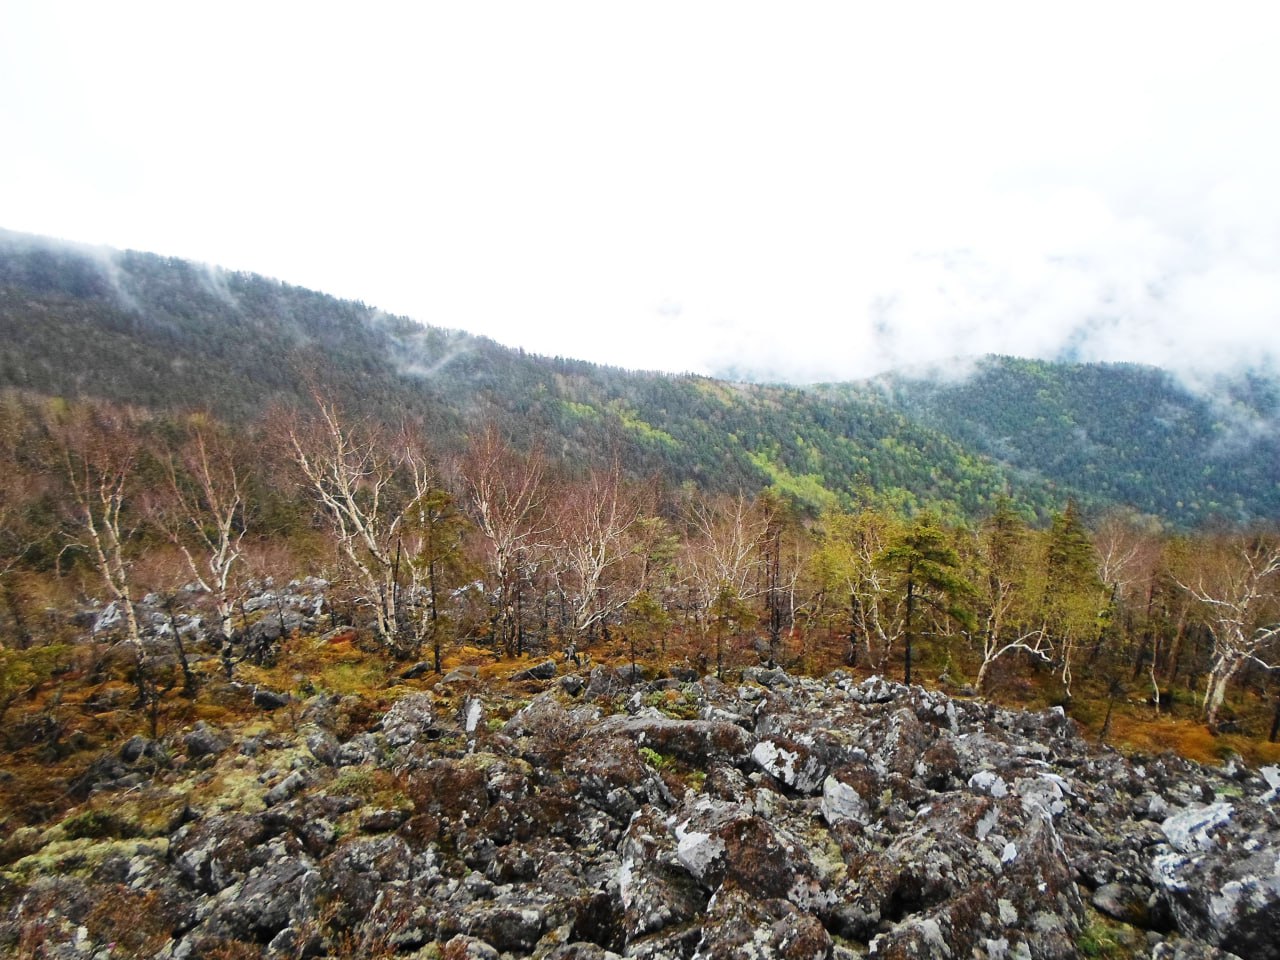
[1177,533,1280,728]
[284,393,421,653]
[680,491,768,677]
[46,401,149,699]
[152,415,248,643]
[552,463,650,644]
[455,425,549,656]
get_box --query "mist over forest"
[4,228,1277,526]
[3,229,1280,959]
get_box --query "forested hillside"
[3,229,1279,525]
[0,230,1044,520]
[842,356,1280,525]
[5,227,1280,868]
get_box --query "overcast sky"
[3,2,1278,383]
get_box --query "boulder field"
[3,667,1278,959]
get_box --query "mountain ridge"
[2,228,1276,525]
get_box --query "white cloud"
[2,2,1278,384]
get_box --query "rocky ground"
[3,660,1278,959]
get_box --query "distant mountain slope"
[3,229,1276,524]
[836,356,1280,524]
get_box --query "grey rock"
[585,665,628,699]
[400,660,433,679]
[742,665,791,688]
[382,692,438,747]
[252,686,291,711]
[590,715,754,767]
[619,806,707,942]
[303,725,341,765]
[264,770,308,807]
[560,674,586,696]
[821,774,869,826]
[120,734,163,763]
[23,659,1280,960]
[443,665,481,683]
[1092,881,1152,926]
[750,735,826,793]
[512,659,558,682]
[183,722,228,759]
[1162,802,1235,853]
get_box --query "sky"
[3,2,1279,384]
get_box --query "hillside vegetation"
[2,229,1279,747]
[11,229,1278,526]
[841,356,1280,524]
[5,229,1280,958]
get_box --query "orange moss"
[1097,711,1280,767]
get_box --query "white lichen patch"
[1161,802,1234,853]
[675,821,726,882]
[969,770,1008,798]
[821,776,868,826]
[976,805,1000,841]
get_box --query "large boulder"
[589,715,754,768]
[1151,800,1280,958]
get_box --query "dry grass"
[1095,710,1280,767]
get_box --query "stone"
[382,692,438,747]
[751,735,826,794]
[183,722,228,759]
[618,806,707,943]
[1161,802,1235,853]
[1092,881,1152,926]
[443,665,481,683]
[20,664,1280,960]
[252,686,291,711]
[821,774,870,826]
[590,715,754,767]
[512,659,558,682]
[561,674,586,696]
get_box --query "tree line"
[2,389,1279,736]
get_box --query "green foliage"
[862,355,1280,525]
[879,517,974,622]
[1075,915,1142,959]
[876,514,976,682]
[0,644,68,721]
[746,450,840,513]
[1039,502,1106,640]
[0,233,1064,522]
[638,745,673,770]
[61,808,138,841]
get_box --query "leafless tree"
[455,425,550,656]
[552,462,651,644]
[46,402,149,698]
[284,393,424,653]
[151,416,248,643]
[679,491,768,677]
[1177,532,1280,728]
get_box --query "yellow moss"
[1094,712,1280,767]
[189,766,269,814]
[2,836,170,882]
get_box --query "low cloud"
[690,180,1280,390]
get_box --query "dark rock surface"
[3,670,1278,958]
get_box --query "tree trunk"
[903,576,915,686]
[165,597,197,697]
[1204,656,1243,729]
